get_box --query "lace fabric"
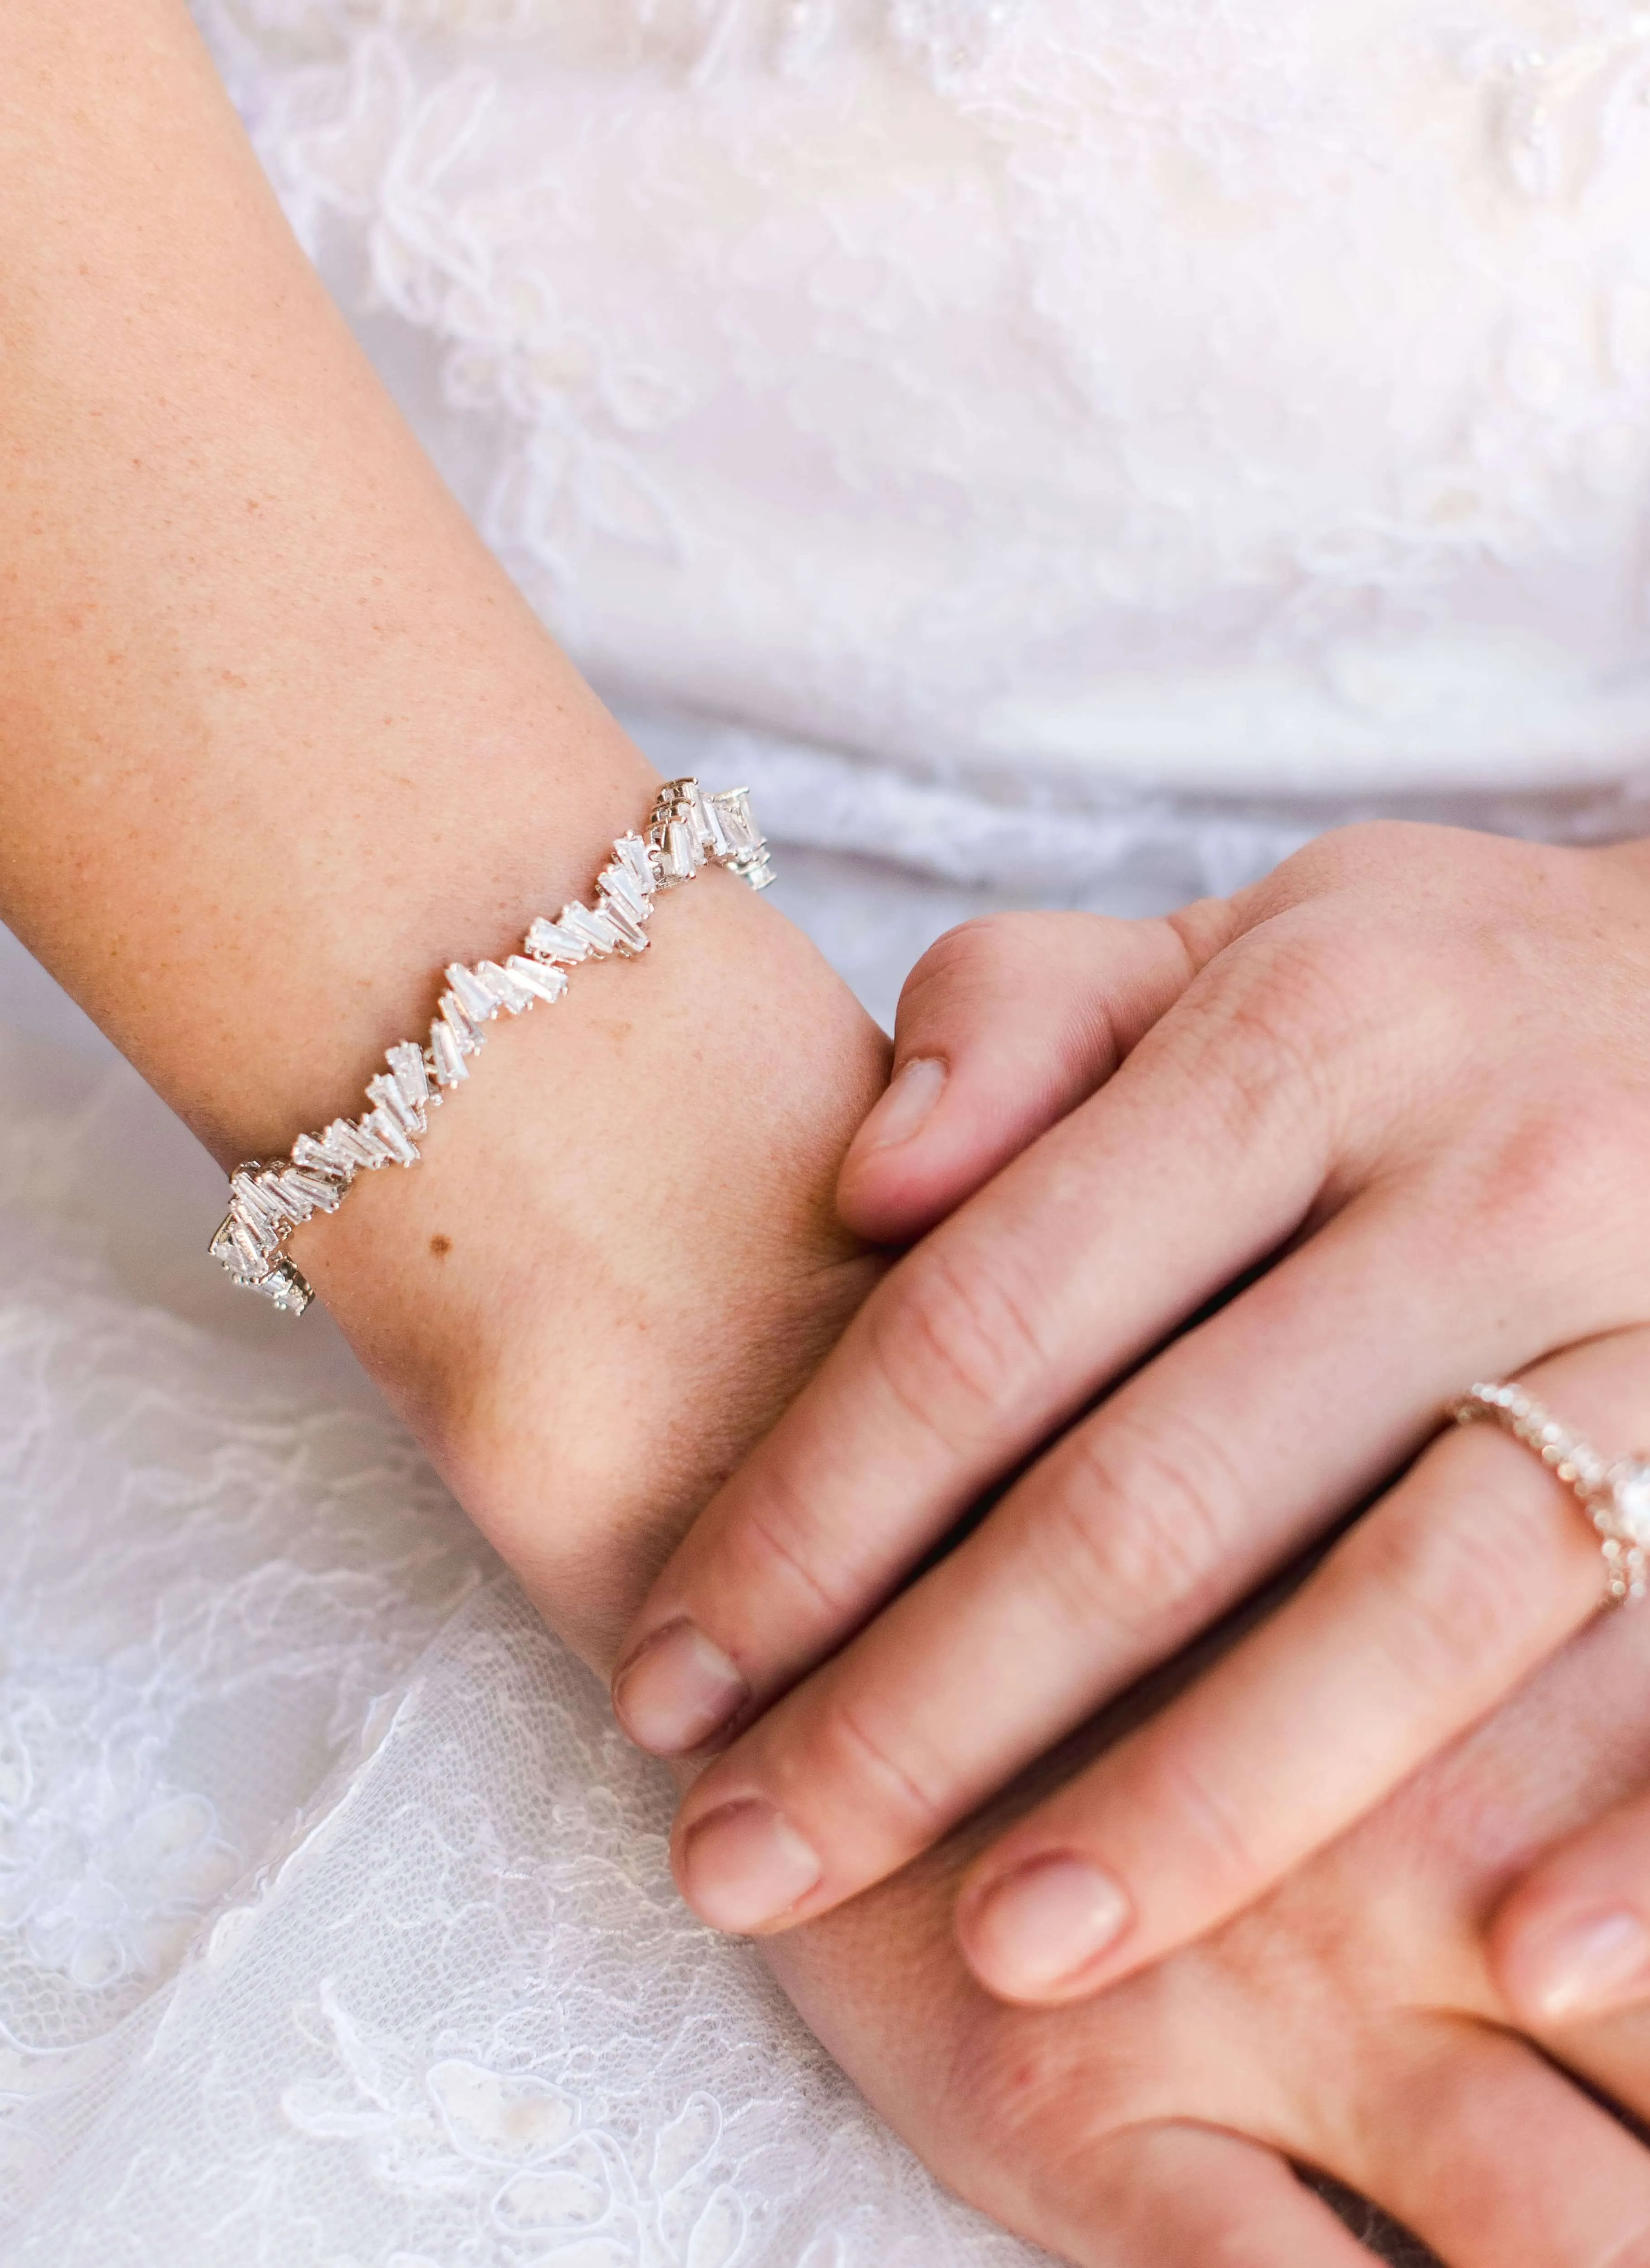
[200,0,1650,839]
[0,948,1053,2265]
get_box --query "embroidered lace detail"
[193,0,1650,843]
[0,991,1046,2263]
[0,1653,238,1994]
[0,1013,497,2234]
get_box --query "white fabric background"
[208,0,1650,816]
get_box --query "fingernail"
[612,1620,749,1755]
[1523,1907,1650,2019]
[678,1799,823,1932]
[858,1057,946,1152]
[963,1856,1132,1997]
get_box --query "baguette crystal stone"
[209,779,769,1309]
[555,903,623,957]
[718,788,758,846]
[263,1180,311,1227]
[429,1020,469,1088]
[213,1217,266,1278]
[275,1166,330,1217]
[364,1107,418,1168]
[231,1225,268,1276]
[615,834,657,896]
[251,1172,308,1229]
[387,1040,432,1112]
[664,820,697,882]
[595,892,649,952]
[230,1173,283,1238]
[685,787,718,851]
[279,1165,346,1214]
[706,786,772,887]
[439,993,483,1053]
[446,962,500,1025]
[473,960,534,1014]
[330,1118,392,1169]
[504,955,568,1006]
[597,863,650,923]
[292,1130,353,1179]
[367,1071,426,1138]
[524,915,588,965]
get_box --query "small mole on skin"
[430,1234,452,1259]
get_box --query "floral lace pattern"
[0,1653,239,1993]
[195,0,1650,848]
[0,953,1058,2262]
[0,1009,498,2242]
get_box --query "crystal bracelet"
[209,778,773,1316]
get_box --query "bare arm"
[0,0,888,1666]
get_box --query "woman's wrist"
[295,863,890,1671]
[0,0,898,1678]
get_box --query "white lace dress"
[5,3,1650,2258]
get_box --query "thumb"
[838,909,1200,1244]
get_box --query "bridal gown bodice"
[230,0,1650,817]
[0,5,1640,2263]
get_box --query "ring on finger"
[1449,1380,1650,1605]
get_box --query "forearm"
[0,0,890,1668]
[0,0,656,1158]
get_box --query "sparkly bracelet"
[209,778,772,1316]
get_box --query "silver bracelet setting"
[1448,1380,1650,1604]
[209,779,772,1317]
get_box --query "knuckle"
[938,2002,1141,2187]
[1160,928,1357,1153]
[1146,1739,1271,1889]
[864,1238,1056,1448]
[896,915,1042,1033]
[1252,817,1439,907]
[812,1692,953,1838]
[1160,902,1452,1171]
[1482,1097,1642,1235]
[1346,1489,1542,1688]
[902,912,1092,1014]
[897,911,1126,1059]
[721,1476,865,1628]
[1028,1408,1244,1645]
[1422,1094,1650,1321]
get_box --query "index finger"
[611,914,1365,1758]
